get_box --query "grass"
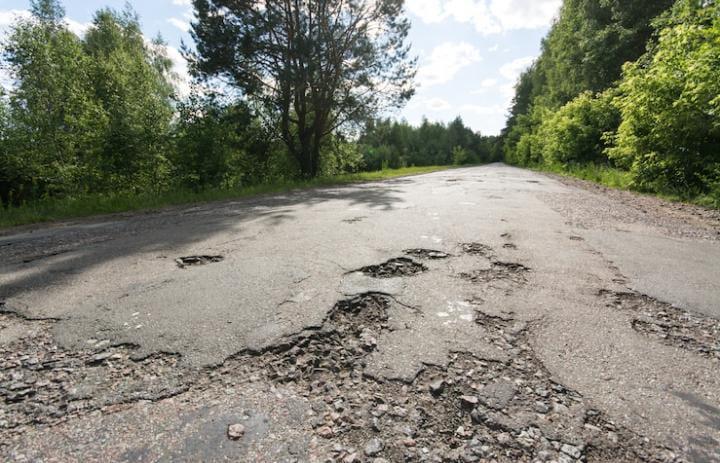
[0,165,451,230]
[533,163,719,209]
[535,163,633,190]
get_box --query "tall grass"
[0,166,450,229]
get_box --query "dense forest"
[503,0,719,204]
[0,0,496,208]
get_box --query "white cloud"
[499,55,535,81]
[406,0,560,35]
[417,42,481,87]
[0,9,30,28]
[425,97,452,111]
[167,17,190,32]
[65,18,91,36]
[172,0,193,5]
[164,45,192,97]
[1,9,90,37]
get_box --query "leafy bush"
[539,90,620,166]
[609,0,720,194]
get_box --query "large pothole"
[354,258,428,278]
[602,290,720,359]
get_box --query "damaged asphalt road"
[1,165,720,462]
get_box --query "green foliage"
[360,117,496,170]
[452,146,469,166]
[609,0,720,194]
[539,90,620,166]
[502,0,719,206]
[83,8,175,192]
[172,92,281,190]
[503,0,674,164]
[1,8,107,203]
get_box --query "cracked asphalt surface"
[1,164,720,462]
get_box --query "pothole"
[209,296,680,462]
[461,243,495,258]
[460,261,531,287]
[342,217,367,224]
[404,249,451,260]
[602,290,720,359]
[354,258,427,278]
[175,255,224,268]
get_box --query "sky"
[0,0,561,135]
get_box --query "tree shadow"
[0,182,406,307]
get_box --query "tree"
[83,7,175,191]
[189,0,416,178]
[1,0,106,200]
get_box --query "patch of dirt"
[403,249,451,260]
[539,173,720,241]
[602,291,720,359]
[175,255,224,268]
[354,258,427,278]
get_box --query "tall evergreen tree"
[189,0,417,178]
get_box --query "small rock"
[316,426,334,438]
[429,379,445,395]
[560,443,582,459]
[460,395,479,409]
[534,401,550,414]
[227,423,246,440]
[496,433,512,445]
[365,438,385,457]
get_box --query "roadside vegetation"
[502,0,720,208]
[0,0,497,227]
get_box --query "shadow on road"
[0,181,407,305]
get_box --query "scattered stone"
[460,395,479,409]
[429,379,445,395]
[227,423,246,440]
[603,290,720,359]
[316,426,334,439]
[561,443,583,459]
[364,438,385,457]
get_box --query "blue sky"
[0,0,561,135]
